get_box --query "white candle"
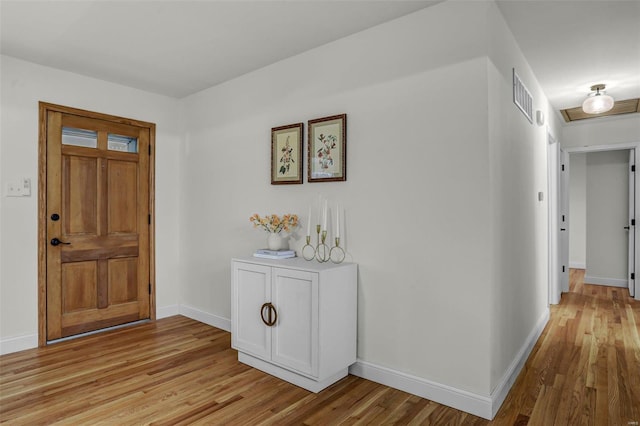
[336,203,340,238]
[307,206,311,237]
[323,199,328,230]
[317,195,322,227]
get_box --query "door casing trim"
[38,102,156,346]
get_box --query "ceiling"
[496,0,640,111]
[0,0,439,98]
[1,0,639,112]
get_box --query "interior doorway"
[558,143,639,302]
[38,102,156,345]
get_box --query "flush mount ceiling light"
[582,84,615,114]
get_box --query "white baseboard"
[179,304,231,332]
[156,304,180,319]
[489,307,550,418]
[584,275,628,288]
[0,305,229,356]
[349,307,550,421]
[0,333,38,355]
[569,262,585,269]
[349,360,492,420]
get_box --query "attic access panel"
[561,98,640,122]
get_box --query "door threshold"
[47,319,150,345]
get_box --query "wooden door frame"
[38,102,156,346]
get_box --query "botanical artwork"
[316,133,338,172]
[271,123,303,185]
[308,114,346,182]
[278,134,296,176]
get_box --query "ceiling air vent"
[513,69,533,124]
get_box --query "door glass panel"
[62,127,97,148]
[108,134,138,153]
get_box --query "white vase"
[267,233,284,250]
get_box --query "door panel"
[560,149,570,293]
[232,264,272,359]
[629,149,636,297]
[64,156,98,235]
[271,268,318,377]
[548,138,561,304]
[62,261,98,312]
[108,160,138,233]
[45,108,152,341]
[109,258,138,304]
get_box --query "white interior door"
[548,137,561,304]
[559,149,570,293]
[629,149,636,297]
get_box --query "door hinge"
[632,165,636,172]
[149,283,151,294]
[562,265,565,273]
[562,214,565,222]
[148,145,151,155]
[561,164,565,171]
[148,214,151,225]
[631,273,635,280]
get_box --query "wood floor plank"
[1,269,638,425]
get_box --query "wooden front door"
[39,103,155,342]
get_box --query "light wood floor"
[1,269,638,425]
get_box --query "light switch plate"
[6,178,31,197]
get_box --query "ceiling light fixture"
[582,84,614,114]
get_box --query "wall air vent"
[513,69,533,124]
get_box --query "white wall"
[569,153,586,268]
[0,55,183,351]
[585,150,629,284]
[562,114,640,149]
[182,1,493,397]
[486,1,558,408]
[180,3,556,416]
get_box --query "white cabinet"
[231,257,357,392]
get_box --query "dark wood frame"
[307,114,347,183]
[271,123,303,185]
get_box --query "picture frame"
[271,122,303,185]
[308,114,347,182]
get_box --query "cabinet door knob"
[260,302,277,326]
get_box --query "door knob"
[50,238,71,246]
[50,213,60,221]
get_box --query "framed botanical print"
[308,114,347,182]
[271,122,303,185]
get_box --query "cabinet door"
[232,262,271,359]
[271,268,318,377]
